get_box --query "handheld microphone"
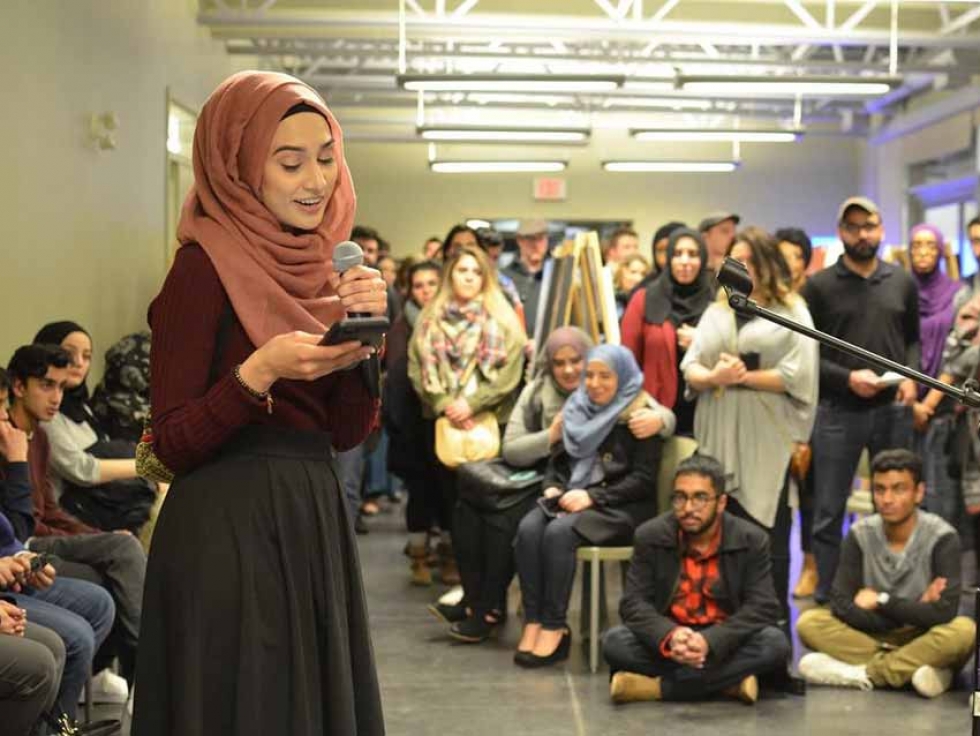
[333,240,370,319]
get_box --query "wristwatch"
[876,591,890,607]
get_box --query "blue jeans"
[514,507,584,630]
[919,414,974,549]
[811,401,913,601]
[13,577,115,719]
[335,444,366,522]
[603,625,790,700]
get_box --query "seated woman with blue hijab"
[514,344,663,668]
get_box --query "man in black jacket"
[797,449,974,698]
[602,455,789,705]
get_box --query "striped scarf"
[418,298,508,396]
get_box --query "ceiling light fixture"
[431,160,568,174]
[678,74,900,97]
[398,73,625,93]
[418,125,590,143]
[604,97,713,110]
[603,160,739,173]
[630,128,802,143]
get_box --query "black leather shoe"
[354,514,369,535]
[448,616,496,643]
[427,601,467,625]
[514,630,572,669]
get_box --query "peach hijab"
[177,71,356,347]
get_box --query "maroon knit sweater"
[149,244,378,476]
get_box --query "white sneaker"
[798,653,874,691]
[912,665,954,698]
[438,584,464,606]
[79,668,129,704]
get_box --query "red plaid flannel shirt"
[660,523,727,655]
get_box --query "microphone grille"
[333,240,364,272]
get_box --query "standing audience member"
[605,227,640,268]
[409,245,527,588]
[774,227,820,599]
[385,260,443,586]
[3,345,145,694]
[797,449,974,698]
[514,345,663,668]
[603,454,790,706]
[0,614,65,736]
[682,227,818,622]
[351,224,381,266]
[621,228,715,436]
[699,212,740,271]
[963,216,980,294]
[423,236,443,260]
[33,322,157,536]
[647,221,687,280]
[503,219,550,337]
[440,224,480,262]
[803,196,920,603]
[614,254,651,320]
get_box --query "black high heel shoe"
[514,629,572,668]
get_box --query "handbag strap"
[457,352,481,395]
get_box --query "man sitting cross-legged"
[603,454,790,705]
[797,448,974,698]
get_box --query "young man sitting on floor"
[602,454,790,705]
[797,448,974,698]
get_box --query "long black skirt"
[133,426,384,736]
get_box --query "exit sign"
[533,177,567,201]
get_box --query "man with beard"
[602,455,789,706]
[802,197,920,603]
[797,449,973,698]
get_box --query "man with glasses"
[797,449,973,698]
[802,196,920,604]
[602,455,789,706]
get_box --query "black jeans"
[514,506,585,630]
[31,531,146,682]
[404,419,457,534]
[603,625,790,700]
[454,495,537,617]
[811,401,913,601]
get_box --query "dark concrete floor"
[359,502,974,736]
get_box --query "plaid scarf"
[418,298,508,396]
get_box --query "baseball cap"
[698,211,740,232]
[516,218,549,237]
[837,196,880,223]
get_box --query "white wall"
[0,0,240,379]
[345,130,864,256]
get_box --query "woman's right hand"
[239,332,374,392]
[547,411,564,446]
[711,353,747,387]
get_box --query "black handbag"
[456,458,543,512]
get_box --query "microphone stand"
[717,258,980,731]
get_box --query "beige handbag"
[434,356,500,468]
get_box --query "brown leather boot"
[793,553,819,599]
[437,542,461,585]
[610,672,662,704]
[722,675,758,705]
[405,542,433,586]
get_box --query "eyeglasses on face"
[840,220,881,235]
[670,492,719,510]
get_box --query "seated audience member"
[90,331,152,445]
[614,254,651,321]
[514,344,663,668]
[797,449,974,698]
[33,322,157,535]
[1,345,146,690]
[621,228,714,436]
[603,454,790,705]
[0,613,65,736]
[385,260,443,586]
[409,246,527,588]
[682,227,818,622]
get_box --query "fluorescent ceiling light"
[679,75,899,97]
[604,97,712,111]
[398,73,625,93]
[418,125,590,143]
[431,160,568,174]
[467,93,575,106]
[466,219,492,229]
[631,128,802,143]
[603,161,739,173]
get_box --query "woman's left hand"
[559,490,594,513]
[328,265,388,317]
[676,323,696,350]
[628,408,663,439]
[444,398,473,424]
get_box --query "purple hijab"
[911,224,961,380]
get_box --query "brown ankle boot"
[722,675,758,705]
[610,672,662,703]
[437,542,461,585]
[405,542,433,586]
[793,553,819,598]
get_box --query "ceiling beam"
[941,4,980,34]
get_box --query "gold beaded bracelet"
[233,364,274,415]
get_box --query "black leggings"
[402,419,457,534]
